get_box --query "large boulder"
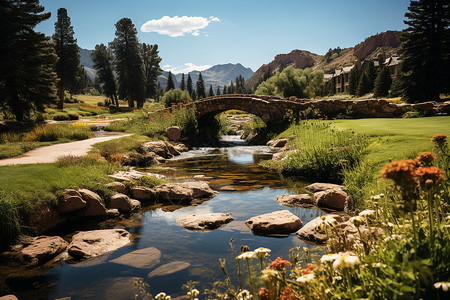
[267,138,288,148]
[147,261,191,278]
[57,195,86,214]
[314,189,347,210]
[68,229,131,259]
[245,210,303,234]
[142,141,172,158]
[30,205,66,233]
[105,182,128,194]
[166,126,182,142]
[305,183,345,193]
[276,194,314,207]
[21,236,68,263]
[174,143,189,153]
[177,213,234,231]
[180,181,218,198]
[110,247,161,269]
[155,184,194,202]
[131,187,155,202]
[109,193,140,213]
[78,189,108,217]
[296,214,347,244]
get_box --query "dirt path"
[0,133,131,166]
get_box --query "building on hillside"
[384,56,401,78]
[332,66,354,93]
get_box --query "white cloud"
[140,15,220,37]
[164,62,212,74]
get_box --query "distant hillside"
[158,71,180,89]
[159,63,254,91]
[79,48,95,80]
[246,30,402,88]
[245,50,321,89]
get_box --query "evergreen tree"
[141,43,162,99]
[187,74,193,96]
[389,68,405,97]
[373,66,392,98]
[165,71,175,92]
[365,61,377,92]
[155,82,162,101]
[348,64,360,95]
[0,0,57,121]
[223,86,227,95]
[235,75,245,93]
[196,72,206,99]
[400,0,450,102]
[91,43,118,106]
[356,72,370,97]
[191,89,197,100]
[208,85,214,97]
[70,65,90,95]
[216,85,221,96]
[180,73,186,91]
[229,81,235,94]
[53,8,80,109]
[111,18,145,107]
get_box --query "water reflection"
[1,136,326,299]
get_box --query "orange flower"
[415,166,445,186]
[416,152,437,166]
[431,133,447,145]
[150,117,155,120]
[259,288,269,300]
[270,257,291,271]
[380,159,418,186]
[280,286,299,300]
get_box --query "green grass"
[0,160,118,247]
[91,134,150,157]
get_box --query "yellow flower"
[332,254,360,269]
[320,253,341,263]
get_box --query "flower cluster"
[270,257,292,271]
[314,215,338,233]
[416,152,437,166]
[155,292,171,300]
[320,252,360,270]
[381,159,418,186]
[431,133,447,145]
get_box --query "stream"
[0,135,326,299]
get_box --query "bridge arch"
[186,94,295,124]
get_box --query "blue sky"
[36,0,410,73]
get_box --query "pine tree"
[348,64,360,95]
[191,89,197,101]
[70,65,90,95]
[400,0,450,102]
[187,74,193,96]
[0,0,57,121]
[223,86,227,95]
[196,72,206,99]
[111,18,145,107]
[373,66,392,98]
[208,85,214,97]
[229,81,235,94]
[165,71,175,92]
[180,73,186,91]
[365,61,377,92]
[216,85,221,96]
[91,43,118,106]
[53,8,80,109]
[356,72,370,97]
[141,43,162,99]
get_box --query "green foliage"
[208,85,215,97]
[141,43,162,99]
[161,89,190,107]
[276,121,369,182]
[187,74,193,96]
[53,8,80,109]
[255,67,324,98]
[399,0,450,102]
[91,43,118,105]
[111,18,145,108]
[0,0,58,121]
[348,64,360,95]
[373,66,392,98]
[356,72,371,96]
[196,72,206,99]
[180,73,186,91]
[165,71,175,92]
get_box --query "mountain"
[246,30,402,89]
[79,48,96,80]
[158,63,254,91]
[245,50,321,89]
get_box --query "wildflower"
[259,288,269,300]
[150,117,155,120]
[261,268,279,282]
[320,253,341,263]
[155,292,168,300]
[187,289,200,298]
[280,286,297,300]
[270,257,291,271]
[296,273,315,283]
[415,166,445,186]
[434,281,450,292]
[416,152,437,166]
[236,251,257,260]
[345,146,350,151]
[332,254,360,269]
[350,216,364,227]
[254,247,271,258]
[237,289,252,300]
[431,133,447,145]
[380,159,418,186]
[315,216,338,233]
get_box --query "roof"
[384,56,401,66]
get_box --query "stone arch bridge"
[183,94,447,123]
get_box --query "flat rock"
[109,170,165,182]
[109,193,134,212]
[110,247,161,269]
[305,182,345,192]
[57,195,86,214]
[78,189,107,217]
[131,186,154,201]
[296,214,347,244]
[180,181,218,198]
[147,261,191,278]
[314,189,347,210]
[142,141,172,158]
[105,182,128,194]
[177,213,234,231]
[21,236,68,263]
[155,183,194,202]
[276,194,313,207]
[245,210,303,234]
[68,229,131,259]
[267,138,288,147]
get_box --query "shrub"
[52,113,71,121]
[161,88,190,107]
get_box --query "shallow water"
[0,136,326,299]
